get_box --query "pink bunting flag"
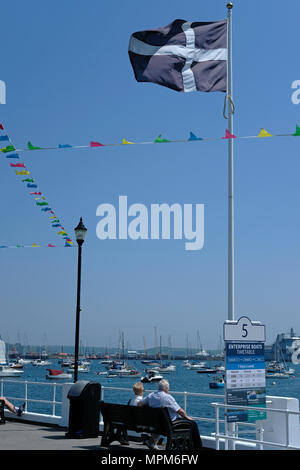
[222,129,237,139]
[48,244,55,247]
[90,141,104,147]
[30,192,42,195]
[10,163,26,168]
[0,123,4,130]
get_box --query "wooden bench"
[99,401,195,451]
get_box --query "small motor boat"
[46,369,72,380]
[209,377,225,389]
[141,369,163,383]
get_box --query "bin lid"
[67,380,101,399]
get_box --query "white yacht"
[0,364,24,377]
[0,339,24,377]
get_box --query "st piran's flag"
[128,19,227,93]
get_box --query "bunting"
[0,123,73,248]
[0,125,299,154]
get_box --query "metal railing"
[212,401,300,450]
[2,379,300,450]
[1,379,63,417]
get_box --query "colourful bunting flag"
[0,135,9,141]
[90,141,104,147]
[258,128,272,137]
[10,163,25,168]
[30,192,42,195]
[58,144,72,148]
[222,129,237,139]
[26,183,38,188]
[154,135,170,143]
[36,201,48,206]
[122,138,134,144]
[48,244,55,247]
[188,132,203,141]
[6,153,19,159]
[293,125,300,136]
[27,141,41,150]
[23,178,34,182]
[41,207,51,212]
[32,243,39,247]
[15,170,30,175]
[1,145,15,153]
[0,123,4,130]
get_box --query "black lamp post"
[73,217,87,383]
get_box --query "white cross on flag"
[128,19,227,93]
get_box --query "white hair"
[158,379,169,391]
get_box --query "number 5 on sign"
[224,316,266,342]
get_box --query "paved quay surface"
[0,419,159,451]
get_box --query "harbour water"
[2,359,300,438]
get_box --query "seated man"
[138,379,202,451]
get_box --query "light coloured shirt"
[129,395,143,406]
[141,390,181,421]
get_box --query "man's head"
[158,379,170,393]
[133,382,144,396]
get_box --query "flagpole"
[226,2,234,322]
[226,1,236,449]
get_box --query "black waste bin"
[65,380,101,438]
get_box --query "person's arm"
[138,395,149,407]
[177,407,192,420]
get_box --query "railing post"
[286,410,290,449]
[25,381,28,412]
[215,405,220,451]
[184,391,187,412]
[52,384,56,416]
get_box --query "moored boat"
[141,369,163,383]
[46,369,72,380]
[209,376,225,388]
[0,365,24,377]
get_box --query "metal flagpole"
[225,2,235,322]
[225,2,236,450]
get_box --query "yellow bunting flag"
[122,138,134,144]
[32,243,39,247]
[15,170,30,175]
[258,128,272,137]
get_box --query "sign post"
[223,316,267,423]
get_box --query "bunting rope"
[1,123,300,248]
[0,123,74,249]
[1,126,300,154]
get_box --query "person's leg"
[0,397,16,413]
[0,397,25,416]
[189,420,202,450]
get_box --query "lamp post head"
[74,217,87,245]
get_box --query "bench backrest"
[100,401,173,436]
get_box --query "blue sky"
[1,0,300,351]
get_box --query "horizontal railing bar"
[214,432,300,450]
[212,402,300,416]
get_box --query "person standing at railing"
[0,396,25,416]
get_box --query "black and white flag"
[128,19,227,93]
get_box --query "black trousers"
[173,419,202,451]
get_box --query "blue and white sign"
[224,317,266,423]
